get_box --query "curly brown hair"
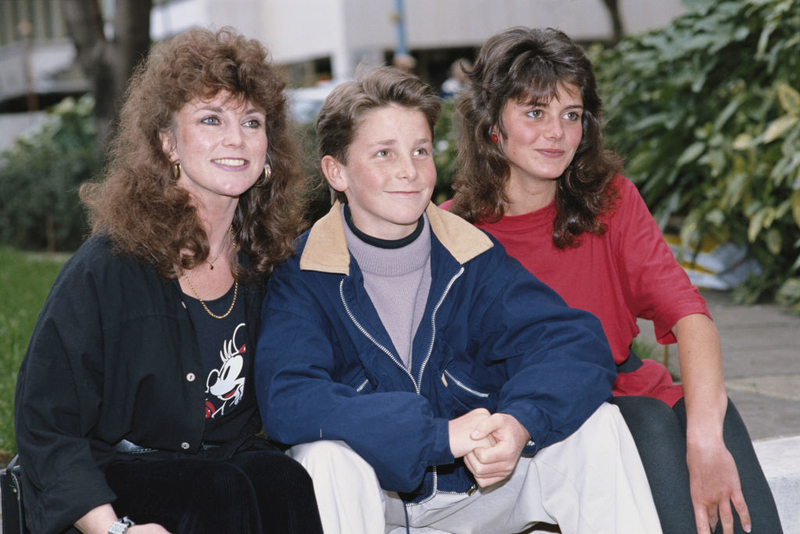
[80,27,307,280]
[449,27,622,248]
[316,66,440,204]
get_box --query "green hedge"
[591,0,800,309]
[0,95,97,252]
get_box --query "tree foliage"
[0,95,96,252]
[433,97,459,204]
[592,0,800,308]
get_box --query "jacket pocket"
[440,366,493,413]
[347,368,377,394]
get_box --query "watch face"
[108,521,128,534]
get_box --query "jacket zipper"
[341,267,470,507]
[339,280,416,388]
[339,266,464,395]
[416,267,464,394]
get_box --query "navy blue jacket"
[255,203,615,501]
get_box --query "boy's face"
[322,104,436,240]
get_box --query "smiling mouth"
[213,158,247,167]
[536,149,564,157]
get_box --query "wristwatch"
[108,516,135,534]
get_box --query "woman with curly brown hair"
[445,27,781,534]
[14,27,322,534]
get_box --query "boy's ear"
[320,155,348,193]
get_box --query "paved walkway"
[648,289,800,440]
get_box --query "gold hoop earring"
[172,162,181,182]
[254,162,272,188]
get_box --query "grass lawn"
[0,247,69,463]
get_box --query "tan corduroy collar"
[299,201,493,275]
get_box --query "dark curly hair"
[449,27,622,248]
[80,27,307,280]
[316,66,440,204]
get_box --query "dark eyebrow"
[196,105,265,116]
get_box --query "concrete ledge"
[3,437,797,534]
[753,435,800,533]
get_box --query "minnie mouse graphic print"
[205,322,247,418]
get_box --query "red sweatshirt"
[444,175,709,406]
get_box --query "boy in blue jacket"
[255,67,661,534]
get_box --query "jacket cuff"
[26,467,116,534]
[500,406,544,456]
[428,417,455,466]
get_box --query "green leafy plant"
[0,95,97,252]
[433,97,459,204]
[592,0,800,308]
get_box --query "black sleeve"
[14,241,117,534]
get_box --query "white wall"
[0,39,88,100]
[152,0,687,81]
[152,0,265,41]
[404,0,686,47]
[263,0,686,79]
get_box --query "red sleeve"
[610,176,710,344]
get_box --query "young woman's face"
[161,91,268,208]
[498,83,583,194]
[324,104,436,240]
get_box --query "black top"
[13,236,266,534]
[183,280,249,442]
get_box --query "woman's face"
[497,83,583,195]
[161,91,268,208]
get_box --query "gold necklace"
[207,226,234,270]
[183,228,238,319]
[183,270,238,319]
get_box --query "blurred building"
[0,0,686,147]
[148,0,686,87]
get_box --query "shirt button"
[181,442,190,450]
[186,373,195,382]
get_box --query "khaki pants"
[290,403,662,534]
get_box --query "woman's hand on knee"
[688,440,751,534]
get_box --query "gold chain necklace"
[183,271,238,319]
[207,226,234,270]
[183,228,238,319]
